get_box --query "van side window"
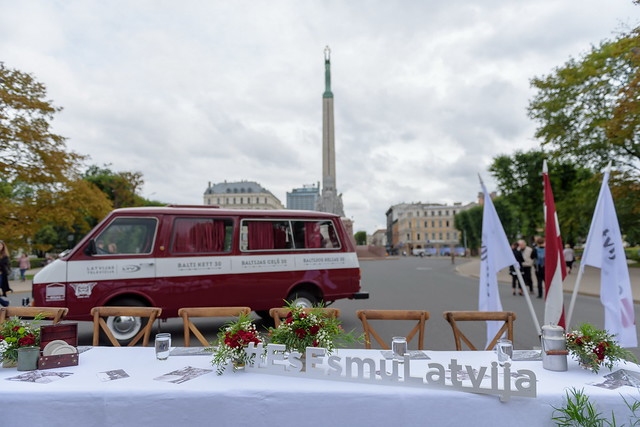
[240,220,293,251]
[241,219,340,251]
[95,217,157,255]
[291,220,341,249]
[171,218,233,254]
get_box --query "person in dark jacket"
[518,239,536,294]
[0,241,13,296]
[534,237,545,299]
[510,241,524,295]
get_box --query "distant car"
[413,248,436,257]
[454,247,466,257]
[439,247,466,257]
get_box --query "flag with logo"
[478,175,518,348]
[580,165,637,347]
[543,161,566,328]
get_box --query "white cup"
[496,339,513,366]
[391,336,407,360]
[155,333,171,360]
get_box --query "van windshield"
[95,217,157,255]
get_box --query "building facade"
[385,201,476,254]
[369,229,388,247]
[286,183,320,210]
[203,180,284,210]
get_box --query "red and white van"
[32,206,368,343]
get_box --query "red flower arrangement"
[566,323,636,374]
[211,313,262,375]
[0,316,41,366]
[268,303,359,355]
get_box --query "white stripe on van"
[54,252,359,283]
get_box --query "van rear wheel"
[103,298,149,346]
[286,291,318,308]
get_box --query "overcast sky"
[1,1,638,233]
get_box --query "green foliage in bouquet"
[268,302,361,355]
[211,313,262,375]
[0,315,42,363]
[566,323,637,374]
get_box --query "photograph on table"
[154,366,212,384]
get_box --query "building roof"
[204,180,274,196]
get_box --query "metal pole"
[515,269,542,337]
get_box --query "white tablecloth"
[1,347,639,427]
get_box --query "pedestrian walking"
[18,253,30,281]
[563,244,575,274]
[510,242,524,295]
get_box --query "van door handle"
[142,262,155,267]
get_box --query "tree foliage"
[454,206,481,253]
[528,28,640,176]
[455,196,519,255]
[488,150,598,245]
[354,230,367,246]
[84,164,148,208]
[0,63,112,251]
[489,150,545,239]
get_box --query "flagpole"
[566,266,585,329]
[515,269,542,336]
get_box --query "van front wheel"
[287,291,318,308]
[103,298,149,345]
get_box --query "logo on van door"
[122,265,142,273]
[71,282,98,298]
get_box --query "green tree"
[528,28,640,176]
[0,63,112,251]
[454,207,481,254]
[84,164,147,208]
[489,150,597,245]
[489,150,545,239]
[354,230,367,246]
[609,171,640,246]
[454,196,519,255]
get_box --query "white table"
[1,347,638,427]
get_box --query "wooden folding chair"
[356,309,430,350]
[91,306,162,347]
[269,307,341,328]
[0,307,69,324]
[443,311,516,351]
[178,306,252,347]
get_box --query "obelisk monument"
[316,46,345,217]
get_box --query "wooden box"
[38,323,79,369]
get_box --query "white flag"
[580,165,637,347]
[479,175,518,348]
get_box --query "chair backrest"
[0,307,69,324]
[356,309,430,350]
[91,306,162,347]
[443,311,516,351]
[178,306,252,347]
[269,307,341,328]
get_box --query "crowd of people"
[509,237,577,300]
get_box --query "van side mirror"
[85,239,97,256]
